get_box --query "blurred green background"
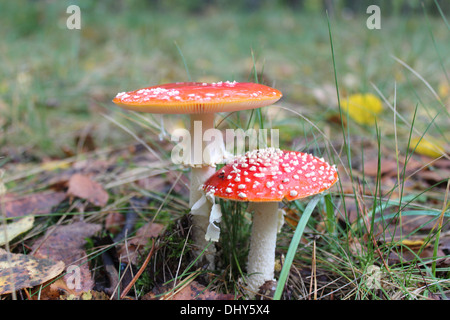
[0,0,449,160]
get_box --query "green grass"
[1,1,449,300]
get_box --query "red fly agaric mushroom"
[203,148,338,296]
[112,82,282,267]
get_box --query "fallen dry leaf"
[416,169,450,184]
[105,211,125,235]
[144,280,235,300]
[32,221,101,294]
[40,159,72,172]
[340,93,383,125]
[362,155,424,179]
[388,245,446,265]
[1,191,66,218]
[33,278,110,300]
[363,158,399,177]
[410,137,447,159]
[0,248,65,295]
[434,158,450,170]
[0,215,34,245]
[67,173,108,207]
[117,221,165,265]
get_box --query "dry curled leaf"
[32,221,101,294]
[363,158,398,177]
[67,173,108,207]
[1,191,66,218]
[117,221,165,265]
[105,211,125,235]
[0,215,34,245]
[144,280,235,300]
[0,249,65,295]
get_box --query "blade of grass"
[101,113,163,162]
[372,83,449,160]
[391,55,449,118]
[325,9,353,224]
[434,0,450,31]
[423,2,449,84]
[431,179,450,277]
[324,193,335,234]
[174,41,192,82]
[274,194,321,300]
[247,48,264,132]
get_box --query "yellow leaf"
[385,238,427,248]
[400,239,426,247]
[410,137,446,158]
[340,93,383,125]
[40,160,71,171]
[438,82,449,99]
[0,216,34,245]
[81,290,93,300]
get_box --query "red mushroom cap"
[203,148,338,202]
[112,81,282,114]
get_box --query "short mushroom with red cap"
[203,147,338,296]
[113,82,282,267]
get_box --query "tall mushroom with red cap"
[112,82,282,267]
[203,148,338,297]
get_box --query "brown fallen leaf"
[388,245,447,265]
[105,211,125,235]
[143,280,235,300]
[284,208,300,228]
[30,278,76,300]
[363,158,399,177]
[362,155,425,179]
[32,279,110,300]
[117,221,165,265]
[434,158,450,169]
[0,248,65,295]
[32,221,101,295]
[67,173,108,207]
[136,175,167,192]
[416,169,450,184]
[1,191,66,218]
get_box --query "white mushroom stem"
[246,201,281,296]
[188,113,217,267]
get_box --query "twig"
[120,239,156,299]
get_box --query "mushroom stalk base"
[189,113,216,268]
[190,165,216,267]
[246,201,279,297]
